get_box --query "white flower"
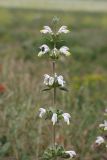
[49,77,54,86]
[44,74,50,85]
[59,46,71,56]
[57,26,69,34]
[44,74,54,86]
[65,150,76,158]
[95,136,104,145]
[51,48,59,57]
[62,113,71,125]
[39,108,46,118]
[44,73,66,87]
[54,73,65,87]
[38,44,50,57]
[51,113,57,125]
[99,120,107,130]
[57,75,65,87]
[40,26,53,34]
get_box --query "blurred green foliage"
[0,7,107,160]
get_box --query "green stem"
[52,61,56,147]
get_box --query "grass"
[0,7,107,160]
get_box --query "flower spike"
[38,20,75,160]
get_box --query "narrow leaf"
[59,87,68,92]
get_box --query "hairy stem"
[52,61,56,147]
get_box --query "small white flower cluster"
[52,112,71,125]
[40,26,69,35]
[44,73,65,87]
[99,120,107,130]
[38,45,70,57]
[39,108,71,126]
[95,119,107,147]
[65,150,76,159]
[95,108,107,147]
[95,136,105,145]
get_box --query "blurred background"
[0,0,107,160]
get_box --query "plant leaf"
[42,88,51,91]
[59,87,68,92]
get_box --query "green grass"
[0,7,107,160]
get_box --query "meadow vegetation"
[0,7,107,160]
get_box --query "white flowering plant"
[94,109,107,148]
[37,18,76,160]
[43,73,68,92]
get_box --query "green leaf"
[42,88,51,91]
[59,87,68,92]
